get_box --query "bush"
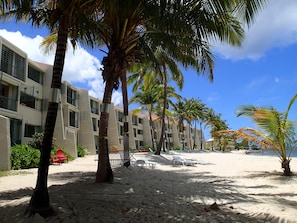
[77,146,89,157]
[10,145,40,170]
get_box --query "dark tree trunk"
[27,22,68,217]
[281,159,292,176]
[155,66,167,155]
[96,77,114,183]
[121,71,130,166]
[149,112,155,151]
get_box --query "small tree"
[217,94,297,176]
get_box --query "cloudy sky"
[1,0,297,139]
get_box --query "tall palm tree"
[2,0,100,217]
[129,83,162,150]
[236,93,297,176]
[95,0,266,181]
[183,98,206,150]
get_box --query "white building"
[0,36,205,170]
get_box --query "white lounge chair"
[130,154,156,169]
[172,156,197,166]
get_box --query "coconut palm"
[184,98,206,150]
[236,93,297,176]
[95,0,267,181]
[129,83,162,151]
[1,0,100,217]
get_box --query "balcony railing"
[0,95,17,111]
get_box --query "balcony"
[0,95,17,111]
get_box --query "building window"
[1,45,25,81]
[92,117,97,131]
[0,84,18,111]
[132,116,137,125]
[20,92,36,109]
[28,65,43,84]
[90,99,99,114]
[138,118,143,124]
[137,129,143,135]
[24,124,41,137]
[118,111,123,122]
[69,110,78,127]
[10,118,22,146]
[67,87,76,106]
[120,125,124,136]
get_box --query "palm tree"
[95,0,266,181]
[183,98,206,150]
[236,93,297,176]
[129,83,162,151]
[2,0,100,217]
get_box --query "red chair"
[51,149,69,164]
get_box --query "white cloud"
[0,29,123,105]
[213,0,297,60]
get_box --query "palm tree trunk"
[121,70,130,166]
[281,159,292,176]
[155,67,167,155]
[96,76,114,183]
[149,111,155,151]
[27,22,68,218]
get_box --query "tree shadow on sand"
[1,165,293,223]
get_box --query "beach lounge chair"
[130,154,156,169]
[51,149,68,164]
[172,156,197,166]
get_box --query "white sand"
[0,151,297,223]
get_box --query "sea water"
[252,149,297,158]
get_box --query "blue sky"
[1,0,297,140]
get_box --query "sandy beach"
[0,150,297,223]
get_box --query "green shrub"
[77,146,89,157]
[172,146,181,151]
[10,145,40,170]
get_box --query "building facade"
[0,36,205,170]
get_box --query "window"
[24,124,41,137]
[10,118,22,146]
[0,84,17,111]
[92,118,97,131]
[28,66,43,84]
[118,111,123,122]
[138,118,143,124]
[90,100,99,114]
[1,45,25,81]
[132,116,137,125]
[69,111,78,127]
[137,129,143,135]
[120,125,124,136]
[67,87,76,106]
[20,92,35,109]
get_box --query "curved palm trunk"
[96,77,114,182]
[27,23,68,217]
[121,70,130,166]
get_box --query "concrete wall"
[0,115,11,170]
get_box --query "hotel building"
[0,35,205,170]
